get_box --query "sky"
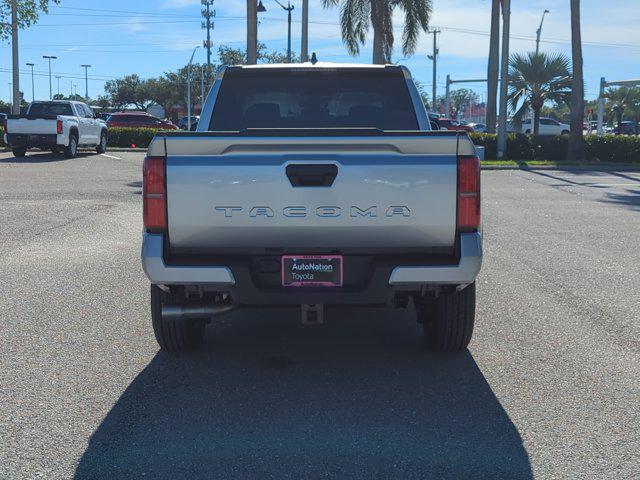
[1,0,639,104]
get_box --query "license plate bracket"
[281,255,343,287]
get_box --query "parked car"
[3,100,107,158]
[177,116,200,130]
[469,123,486,133]
[427,112,440,130]
[614,121,638,135]
[437,118,474,132]
[141,63,482,353]
[521,117,570,135]
[0,112,7,122]
[107,112,177,130]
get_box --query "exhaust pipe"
[161,300,235,321]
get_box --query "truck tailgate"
[151,132,475,252]
[6,118,58,135]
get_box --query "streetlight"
[25,62,35,102]
[42,55,57,100]
[272,0,294,63]
[55,76,61,96]
[187,46,200,131]
[81,64,91,100]
[535,9,550,55]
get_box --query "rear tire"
[150,284,206,352]
[417,283,476,352]
[561,130,570,136]
[64,133,78,159]
[12,147,27,158]
[96,131,107,153]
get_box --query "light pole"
[301,0,309,62]
[26,63,35,102]
[8,83,12,111]
[55,76,61,96]
[273,0,294,62]
[200,64,205,110]
[497,0,511,159]
[427,29,440,113]
[42,55,57,100]
[247,0,259,64]
[187,46,200,131]
[535,9,549,55]
[81,64,91,100]
[11,0,20,114]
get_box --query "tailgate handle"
[286,164,338,187]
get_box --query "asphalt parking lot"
[1,150,639,479]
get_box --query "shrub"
[106,127,160,148]
[470,132,640,163]
[0,127,4,147]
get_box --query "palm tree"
[605,86,640,130]
[507,52,572,135]
[322,0,432,64]
[568,0,585,161]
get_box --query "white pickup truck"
[141,63,483,354]
[3,100,108,158]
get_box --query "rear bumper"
[5,133,63,148]
[389,233,482,286]
[141,232,482,304]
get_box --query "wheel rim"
[101,134,106,150]
[71,137,77,155]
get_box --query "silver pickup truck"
[141,63,482,353]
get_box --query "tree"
[568,0,585,161]
[104,74,154,110]
[485,0,501,133]
[448,88,479,115]
[0,0,60,40]
[94,95,111,110]
[218,43,300,66]
[605,86,640,129]
[507,52,572,135]
[322,0,432,64]
[218,45,246,66]
[414,81,431,109]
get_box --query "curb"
[481,163,640,171]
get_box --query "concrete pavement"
[0,150,638,479]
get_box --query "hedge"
[470,132,640,163]
[106,127,159,148]
[2,126,640,163]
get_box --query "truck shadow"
[74,308,532,479]
[0,151,94,163]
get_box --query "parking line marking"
[101,153,122,160]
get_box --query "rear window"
[28,102,73,116]
[209,68,419,131]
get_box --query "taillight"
[457,155,481,232]
[143,156,167,233]
[56,119,63,134]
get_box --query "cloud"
[126,17,147,34]
[160,0,201,8]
